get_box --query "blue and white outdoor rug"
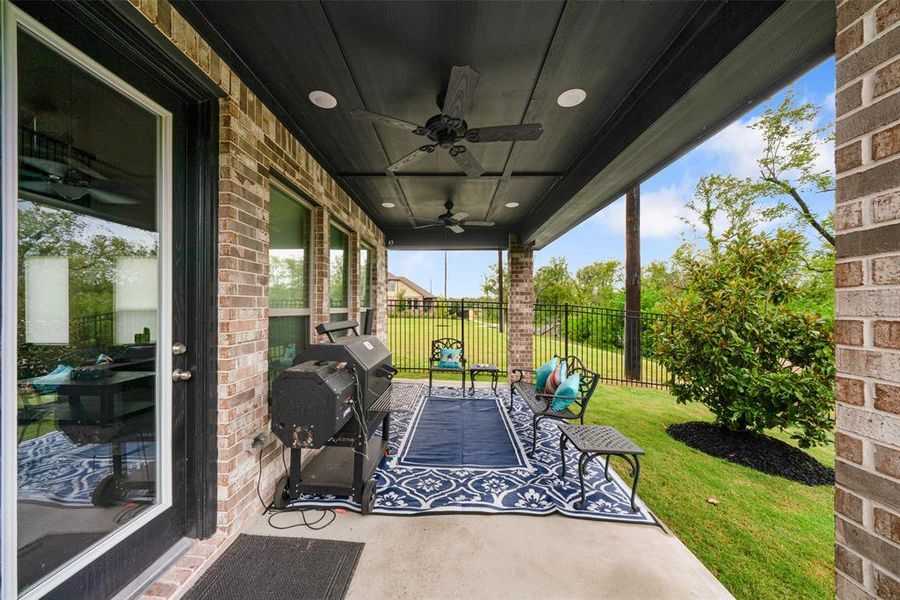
[289,385,656,524]
[396,395,530,470]
[17,431,154,506]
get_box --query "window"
[388,280,397,293]
[329,225,349,310]
[359,245,372,309]
[268,187,312,391]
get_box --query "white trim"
[1,5,175,597]
[1,3,21,598]
[328,222,351,312]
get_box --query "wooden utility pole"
[624,184,642,381]
[443,251,448,298]
[497,249,504,333]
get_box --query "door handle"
[172,368,192,382]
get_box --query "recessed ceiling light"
[557,88,587,108]
[308,90,337,109]
[381,202,396,208]
[505,202,520,208]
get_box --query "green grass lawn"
[583,385,834,599]
[388,314,668,383]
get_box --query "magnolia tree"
[653,89,835,447]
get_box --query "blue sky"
[389,58,836,298]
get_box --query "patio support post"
[498,248,504,333]
[507,233,534,381]
[349,231,360,325]
[624,184,641,380]
[833,1,900,597]
[373,244,388,342]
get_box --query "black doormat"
[18,531,107,589]
[183,535,363,600]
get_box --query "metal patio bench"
[428,337,467,395]
[509,355,600,455]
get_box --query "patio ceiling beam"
[519,0,834,248]
[384,227,511,250]
[336,172,564,180]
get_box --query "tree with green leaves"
[751,90,835,246]
[534,257,580,306]
[480,259,509,300]
[575,260,623,307]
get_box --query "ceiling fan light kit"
[350,64,545,179]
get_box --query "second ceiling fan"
[351,65,544,177]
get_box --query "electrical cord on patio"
[255,441,336,531]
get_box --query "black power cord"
[255,441,336,531]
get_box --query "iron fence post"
[564,303,569,359]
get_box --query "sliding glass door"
[0,5,197,597]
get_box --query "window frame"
[268,184,314,321]
[328,220,351,314]
[359,242,373,312]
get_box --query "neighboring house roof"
[388,272,435,298]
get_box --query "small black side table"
[558,423,644,512]
[468,363,499,396]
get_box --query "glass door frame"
[0,3,174,597]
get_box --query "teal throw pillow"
[535,357,558,392]
[551,372,581,411]
[438,347,462,369]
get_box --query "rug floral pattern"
[289,385,655,524]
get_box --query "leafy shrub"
[652,228,834,447]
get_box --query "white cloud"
[593,183,696,239]
[698,113,833,180]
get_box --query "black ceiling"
[176,0,834,250]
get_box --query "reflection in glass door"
[9,21,171,595]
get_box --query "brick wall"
[129,1,388,597]
[507,234,534,380]
[834,1,900,598]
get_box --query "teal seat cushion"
[535,357,558,392]
[437,347,462,369]
[552,372,581,411]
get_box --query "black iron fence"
[387,299,672,387]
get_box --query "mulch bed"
[666,421,833,486]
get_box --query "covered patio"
[5,0,896,599]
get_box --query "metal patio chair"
[427,337,467,395]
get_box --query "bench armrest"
[534,391,555,411]
[511,368,535,384]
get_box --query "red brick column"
[313,206,331,341]
[834,1,900,598]
[507,234,534,380]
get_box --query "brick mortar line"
[835,54,900,94]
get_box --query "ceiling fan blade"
[412,223,442,230]
[88,188,141,205]
[442,65,480,120]
[413,217,444,224]
[351,108,422,133]
[462,221,495,227]
[388,145,435,172]
[447,224,465,234]
[20,156,68,178]
[466,123,544,143]
[451,211,470,222]
[450,147,485,178]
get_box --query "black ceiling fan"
[351,65,543,177]
[411,200,495,234]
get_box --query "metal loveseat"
[509,355,600,455]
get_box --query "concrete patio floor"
[243,510,733,599]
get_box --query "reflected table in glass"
[19,370,156,507]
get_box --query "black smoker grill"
[271,320,397,514]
